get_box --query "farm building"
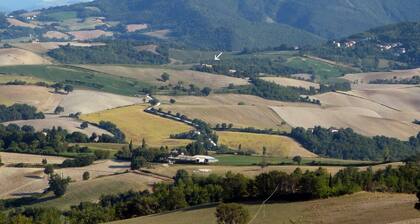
[169,155,218,164]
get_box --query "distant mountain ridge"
[32,0,420,50]
[0,0,90,12]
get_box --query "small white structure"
[169,155,218,164]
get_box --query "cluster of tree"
[290,126,420,161]
[51,83,74,94]
[369,76,420,85]
[3,161,419,223]
[48,41,169,64]
[0,104,44,122]
[0,124,119,156]
[97,121,125,143]
[319,82,351,92]
[193,57,306,78]
[227,78,320,104]
[157,82,212,96]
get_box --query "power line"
[247,184,279,224]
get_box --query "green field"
[44,11,78,21]
[285,57,353,83]
[0,65,151,96]
[214,155,380,166]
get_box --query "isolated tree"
[83,171,90,181]
[52,83,64,93]
[215,203,250,224]
[128,139,133,151]
[141,138,147,149]
[42,158,48,165]
[293,156,303,165]
[201,87,212,96]
[131,156,147,170]
[54,106,64,114]
[64,85,74,94]
[44,164,54,176]
[161,72,170,82]
[80,121,89,129]
[169,98,176,104]
[48,174,70,197]
[260,146,268,169]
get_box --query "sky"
[0,0,91,12]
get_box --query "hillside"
[310,22,420,71]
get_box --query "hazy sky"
[0,0,91,12]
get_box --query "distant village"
[332,38,407,56]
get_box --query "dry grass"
[0,48,50,66]
[35,173,161,210]
[217,131,317,157]
[78,65,249,89]
[43,31,70,40]
[7,18,39,28]
[68,30,113,41]
[344,68,420,84]
[0,85,63,112]
[110,192,420,224]
[80,105,193,147]
[261,76,319,89]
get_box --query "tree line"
[290,126,420,161]
[48,41,169,65]
[0,104,44,123]
[2,160,419,223]
[0,124,119,157]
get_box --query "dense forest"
[2,161,419,223]
[0,104,44,122]
[0,124,119,156]
[290,127,420,161]
[48,41,169,64]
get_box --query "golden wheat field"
[217,131,317,157]
[80,105,193,147]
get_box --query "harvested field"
[271,105,420,139]
[127,24,148,32]
[68,30,113,41]
[80,105,193,147]
[43,31,70,40]
[58,89,143,115]
[78,65,249,89]
[261,76,319,89]
[144,29,170,39]
[0,85,63,112]
[0,167,46,199]
[111,192,420,224]
[6,18,38,28]
[34,173,162,210]
[11,42,105,54]
[0,152,66,165]
[158,94,309,130]
[344,68,420,84]
[136,44,159,54]
[3,115,112,136]
[217,131,317,157]
[0,48,50,66]
[61,17,108,31]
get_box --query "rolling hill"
[33,0,420,50]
